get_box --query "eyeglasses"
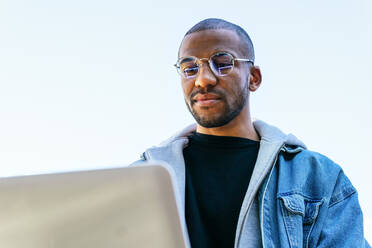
[174,51,254,79]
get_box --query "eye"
[183,66,199,77]
[211,53,234,75]
[179,57,199,78]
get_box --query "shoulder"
[279,145,342,177]
[277,145,355,201]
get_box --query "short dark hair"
[179,18,255,62]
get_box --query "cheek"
[220,76,246,100]
[181,80,194,101]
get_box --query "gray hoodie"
[133,119,306,248]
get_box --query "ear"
[248,66,262,92]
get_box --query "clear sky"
[0,0,371,241]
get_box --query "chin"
[194,113,233,128]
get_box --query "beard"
[185,81,249,128]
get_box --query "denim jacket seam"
[277,191,323,202]
[328,187,356,208]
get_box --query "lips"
[193,93,221,107]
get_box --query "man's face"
[178,29,252,128]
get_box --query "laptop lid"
[0,164,188,248]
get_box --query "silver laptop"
[0,164,188,248]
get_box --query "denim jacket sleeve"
[316,170,370,247]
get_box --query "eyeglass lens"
[179,52,234,78]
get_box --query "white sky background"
[0,0,371,241]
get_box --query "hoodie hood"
[141,119,307,248]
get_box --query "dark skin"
[179,29,262,140]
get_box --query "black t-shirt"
[183,132,259,248]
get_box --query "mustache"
[189,88,226,104]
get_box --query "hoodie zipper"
[140,152,147,161]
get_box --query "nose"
[194,61,217,89]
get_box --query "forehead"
[179,29,245,58]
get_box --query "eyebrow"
[180,49,237,59]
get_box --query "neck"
[196,105,260,141]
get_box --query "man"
[132,18,370,247]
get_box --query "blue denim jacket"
[259,144,370,247]
[133,120,370,248]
